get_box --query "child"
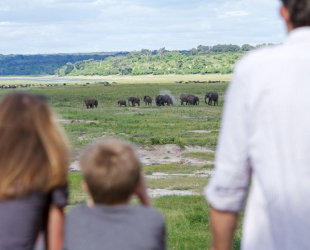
[64,140,166,250]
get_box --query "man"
[205,1,310,249]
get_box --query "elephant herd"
[84,91,219,109]
[118,95,173,107]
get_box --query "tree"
[157,47,166,58]
[117,61,131,75]
[141,49,152,61]
[241,44,254,51]
[64,63,74,75]
[210,44,241,53]
[127,51,141,63]
[255,43,267,49]
[190,48,197,55]
[197,45,211,54]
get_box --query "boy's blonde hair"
[80,140,141,204]
[0,92,70,200]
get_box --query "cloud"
[220,10,250,18]
[0,0,285,54]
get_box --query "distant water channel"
[0,77,93,83]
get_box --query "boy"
[64,140,166,250]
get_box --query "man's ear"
[280,5,293,32]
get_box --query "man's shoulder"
[236,45,284,72]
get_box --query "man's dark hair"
[281,0,310,28]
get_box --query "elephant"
[180,94,194,105]
[187,95,199,105]
[128,97,140,107]
[205,92,219,106]
[193,96,199,105]
[84,98,98,109]
[155,95,173,106]
[180,94,189,105]
[180,96,188,105]
[143,96,152,105]
[118,100,127,107]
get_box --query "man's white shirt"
[205,27,310,250]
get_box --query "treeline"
[0,44,275,76]
[59,51,239,76]
[60,44,275,76]
[0,52,128,76]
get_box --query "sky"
[0,0,285,54]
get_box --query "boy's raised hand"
[134,172,152,207]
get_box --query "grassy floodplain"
[0,75,243,249]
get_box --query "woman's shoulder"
[49,184,68,207]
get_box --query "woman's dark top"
[0,186,67,250]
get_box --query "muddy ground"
[60,119,215,197]
[70,144,214,171]
[69,144,214,197]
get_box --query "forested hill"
[0,52,128,76]
[58,44,270,76]
[0,44,273,76]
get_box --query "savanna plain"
[0,75,243,249]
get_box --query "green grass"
[2,78,242,249]
[154,196,243,250]
[0,81,227,153]
[182,152,215,161]
[68,172,87,205]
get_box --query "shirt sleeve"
[50,184,68,207]
[204,60,252,213]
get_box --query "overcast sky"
[0,0,285,54]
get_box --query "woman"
[0,92,70,250]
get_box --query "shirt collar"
[286,27,310,44]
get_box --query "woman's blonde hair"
[0,92,70,200]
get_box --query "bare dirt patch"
[189,130,219,134]
[70,144,215,171]
[148,189,198,197]
[182,116,209,120]
[69,144,214,197]
[137,144,214,166]
[57,119,99,124]
[146,170,213,179]
[70,161,80,171]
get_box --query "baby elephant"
[84,98,98,109]
[143,96,152,105]
[118,100,127,107]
